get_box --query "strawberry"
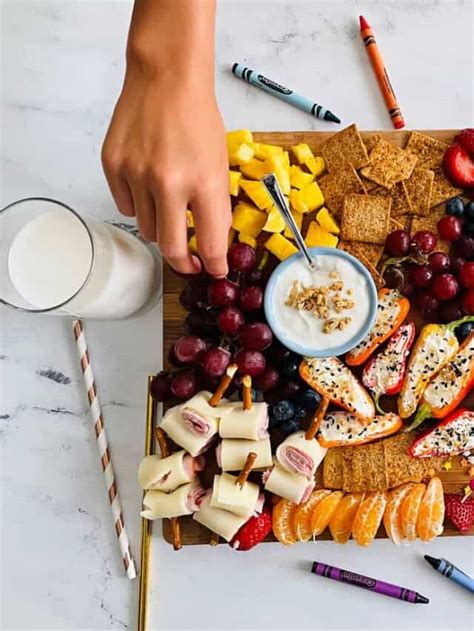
[454,128,474,157]
[229,507,272,551]
[444,494,474,533]
[443,145,474,189]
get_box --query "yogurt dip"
[266,251,375,355]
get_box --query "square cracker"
[364,133,382,153]
[320,123,369,172]
[410,206,450,253]
[338,240,385,288]
[405,131,449,169]
[429,169,463,208]
[318,163,366,215]
[323,447,343,489]
[341,194,391,244]
[383,433,445,488]
[404,168,435,216]
[360,140,418,188]
[342,442,388,492]
[372,181,413,216]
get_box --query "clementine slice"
[272,498,298,545]
[383,483,416,545]
[417,477,445,542]
[329,492,364,544]
[352,491,388,547]
[294,489,332,542]
[401,483,426,543]
[310,491,344,537]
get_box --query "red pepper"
[362,322,415,413]
[409,407,474,458]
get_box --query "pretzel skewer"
[155,428,182,551]
[305,397,329,440]
[242,375,253,411]
[209,533,220,546]
[236,451,257,488]
[209,363,238,407]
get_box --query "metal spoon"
[261,173,318,270]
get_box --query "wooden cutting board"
[162,130,473,545]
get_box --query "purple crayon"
[311,561,429,604]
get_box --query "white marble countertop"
[1,1,473,629]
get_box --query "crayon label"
[340,571,376,589]
[257,74,292,95]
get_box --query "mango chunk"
[240,158,267,180]
[238,233,257,249]
[232,202,267,237]
[229,170,242,196]
[226,129,253,149]
[263,205,286,233]
[281,151,290,167]
[240,180,273,210]
[290,165,315,190]
[300,181,325,212]
[305,156,326,177]
[305,222,338,248]
[291,143,314,164]
[263,154,290,195]
[188,234,198,254]
[289,188,308,214]
[316,207,339,234]
[265,233,298,260]
[252,142,283,160]
[186,209,194,228]
[229,143,255,167]
[283,210,303,240]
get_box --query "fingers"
[129,182,157,242]
[101,142,135,218]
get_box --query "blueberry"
[237,387,257,402]
[456,321,474,343]
[272,399,295,422]
[446,197,465,218]
[281,354,301,377]
[280,418,300,435]
[300,389,322,412]
[465,201,474,221]
[464,221,474,237]
[269,414,282,429]
[293,404,308,422]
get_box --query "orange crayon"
[359,15,405,129]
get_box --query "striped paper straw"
[73,319,136,580]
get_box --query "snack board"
[155,128,473,546]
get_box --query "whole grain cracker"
[360,139,418,189]
[342,442,388,492]
[383,433,445,488]
[323,447,343,489]
[404,167,435,216]
[318,163,367,215]
[341,194,391,244]
[364,133,382,153]
[320,123,369,172]
[405,131,449,169]
[338,240,385,288]
[429,168,463,208]
[373,181,413,216]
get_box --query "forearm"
[127,0,216,83]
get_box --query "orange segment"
[329,493,364,544]
[294,490,332,542]
[272,499,298,545]
[401,483,426,543]
[417,477,445,542]
[383,483,416,545]
[310,491,344,536]
[352,491,388,547]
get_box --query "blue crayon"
[232,63,341,124]
[424,555,474,594]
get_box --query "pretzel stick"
[305,397,329,440]
[242,375,253,411]
[236,452,257,488]
[209,363,238,407]
[209,532,220,546]
[155,428,182,551]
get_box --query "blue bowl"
[264,247,378,358]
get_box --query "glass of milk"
[1,197,161,319]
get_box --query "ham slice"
[181,408,212,436]
[276,431,327,479]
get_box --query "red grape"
[455,236,474,260]
[207,279,238,307]
[254,367,280,392]
[234,349,266,377]
[431,273,459,301]
[279,379,303,399]
[168,346,186,367]
[244,269,264,285]
[400,278,415,297]
[414,290,439,314]
[437,216,462,241]
[412,230,437,254]
[383,266,405,289]
[173,335,207,364]
[459,262,474,289]
[217,306,245,336]
[451,256,466,276]
[179,282,208,311]
[228,243,257,272]
[239,322,273,351]
[201,346,231,377]
[184,311,219,339]
[461,289,474,315]
[150,371,172,402]
[409,264,434,288]
[170,372,200,399]
[438,299,464,322]
[428,252,450,273]
[239,285,263,312]
[385,230,411,256]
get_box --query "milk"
[7,208,159,318]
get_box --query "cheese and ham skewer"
[138,451,204,492]
[155,428,182,549]
[263,462,315,504]
[217,437,273,471]
[210,453,264,518]
[193,494,248,542]
[141,481,206,520]
[276,431,327,479]
[219,375,269,440]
